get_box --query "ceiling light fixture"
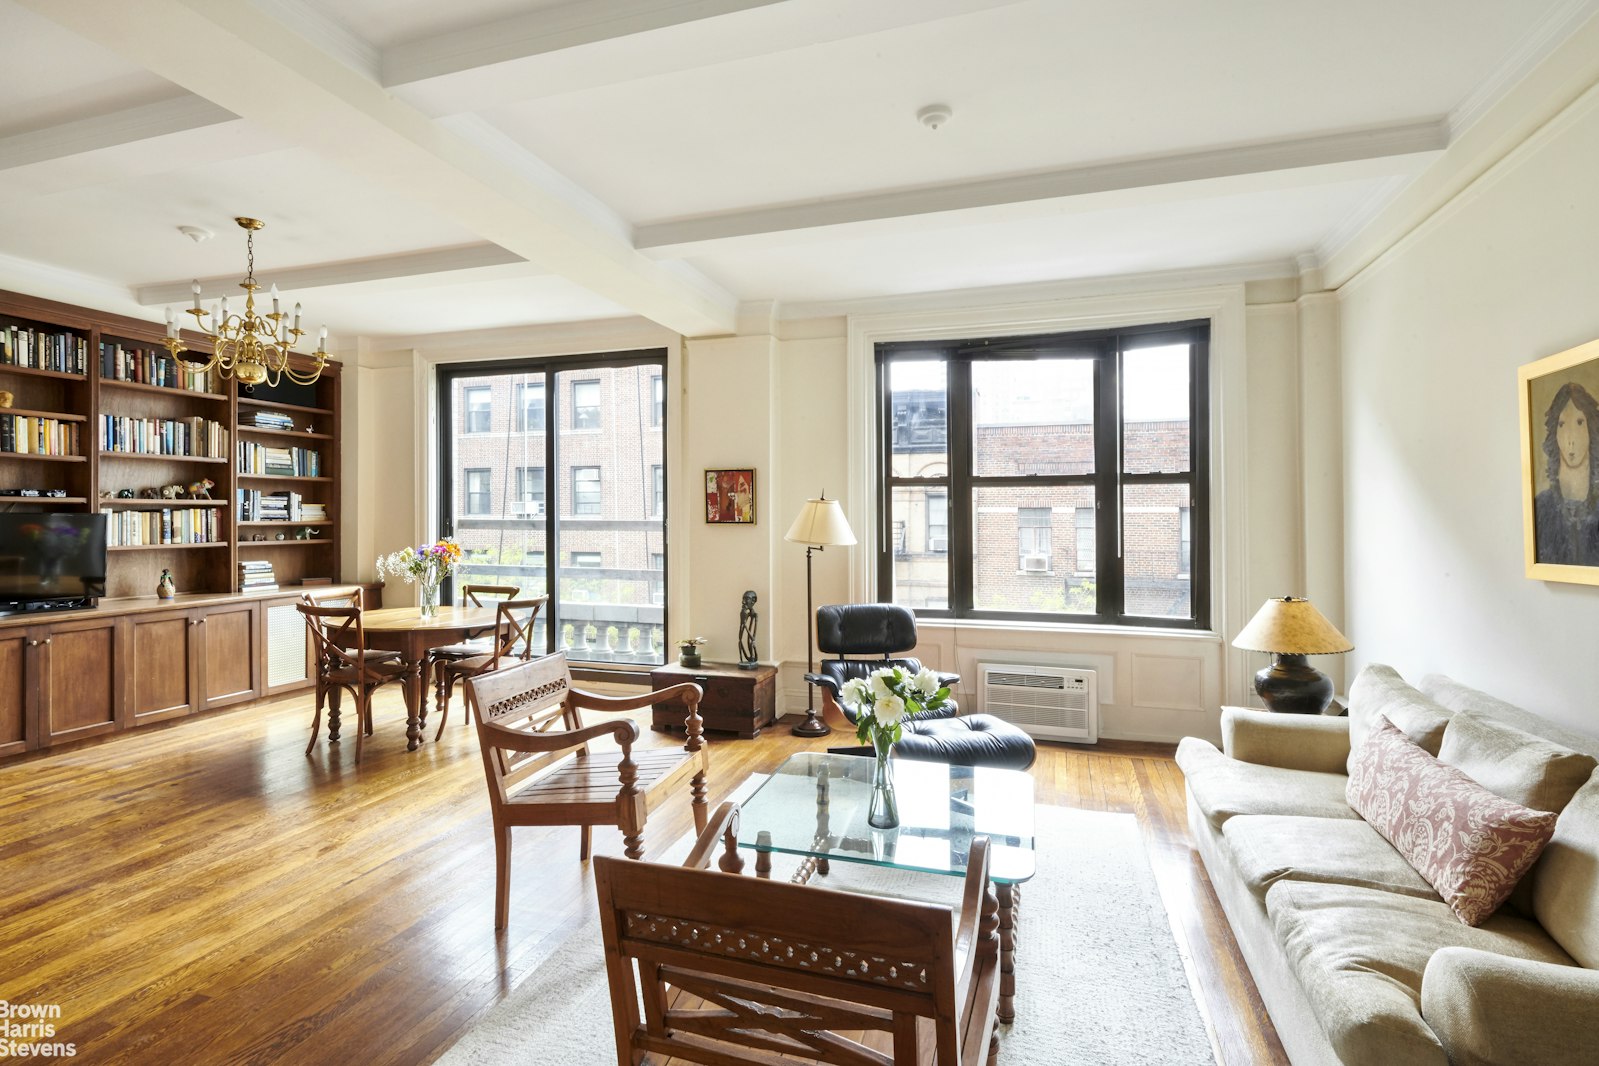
[916,103,952,130]
[164,216,328,388]
[177,225,212,243]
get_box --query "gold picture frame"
[1520,336,1599,584]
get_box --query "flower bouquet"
[376,540,463,618]
[839,665,952,828]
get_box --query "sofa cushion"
[1347,664,1452,775]
[1437,707,1597,815]
[1221,814,1437,902]
[1533,773,1599,968]
[1176,737,1357,830]
[1348,717,1558,926]
[1420,674,1599,761]
[1266,880,1575,1066]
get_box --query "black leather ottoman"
[831,714,1037,771]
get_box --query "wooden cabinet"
[649,661,778,739]
[128,608,198,724]
[200,601,259,709]
[37,616,120,746]
[0,627,33,757]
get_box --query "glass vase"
[867,733,899,829]
[418,579,440,620]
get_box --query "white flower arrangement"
[840,664,952,751]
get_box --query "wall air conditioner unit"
[927,537,948,553]
[978,663,1098,743]
[1021,554,1049,572]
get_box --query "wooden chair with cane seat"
[463,654,710,930]
[425,583,521,709]
[431,595,548,739]
[594,800,1002,1066]
[298,599,414,762]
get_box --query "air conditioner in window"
[512,502,544,516]
[1021,554,1049,572]
[927,537,948,553]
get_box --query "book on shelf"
[237,488,309,521]
[247,411,296,430]
[239,560,278,593]
[237,440,321,476]
[1,324,87,374]
[99,414,229,458]
[1,414,81,456]
[102,505,221,547]
[99,341,214,393]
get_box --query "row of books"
[1,325,87,375]
[237,441,321,477]
[1,414,82,456]
[103,507,222,547]
[237,488,318,521]
[239,560,278,593]
[99,415,229,458]
[100,342,215,393]
[246,411,295,430]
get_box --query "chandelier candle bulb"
[270,283,279,315]
[293,303,301,332]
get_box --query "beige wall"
[1340,85,1599,734]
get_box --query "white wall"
[1340,86,1599,731]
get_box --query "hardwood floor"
[0,690,1288,1065]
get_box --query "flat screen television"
[0,513,108,612]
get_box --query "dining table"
[358,605,498,751]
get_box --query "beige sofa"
[1177,667,1599,1066]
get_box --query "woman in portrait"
[1535,381,1599,564]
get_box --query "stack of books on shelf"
[301,502,328,522]
[99,415,229,458]
[1,414,81,456]
[2,325,87,374]
[237,441,321,476]
[99,341,213,393]
[104,507,220,546]
[237,489,306,522]
[239,560,278,594]
[247,411,296,431]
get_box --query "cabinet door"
[261,597,312,695]
[38,618,121,744]
[200,602,259,709]
[0,628,34,757]
[128,610,198,725]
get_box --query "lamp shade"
[1233,596,1353,655]
[785,497,857,547]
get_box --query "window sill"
[916,616,1222,642]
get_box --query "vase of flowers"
[677,636,707,668]
[376,540,463,620]
[840,665,952,829]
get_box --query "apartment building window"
[877,320,1209,628]
[464,468,491,515]
[651,465,664,516]
[572,551,602,568]
[1018,507,1051,571]
[573,379,601,430]
[464,387,492,434]
[515,466,545,515]
[515,382,545,432]
[651,374,664,426]
[574,466,601,515]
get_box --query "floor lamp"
[784,494,856,737]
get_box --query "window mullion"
[949,357,973,615]
[1096,343,1124,623]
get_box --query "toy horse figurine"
[186,478,216,500]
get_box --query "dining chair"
[432,595,548,739]
[464,653,710,930]
[298,599,413,762]
[426,583,521,711]
[594,800,1001,1065]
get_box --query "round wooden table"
[359,605,498,750]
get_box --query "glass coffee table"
[731,752,1036,1022]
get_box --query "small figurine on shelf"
[186,478,215,500]
[0,391,11,409]
[156,569,176,600]
[294,527,314,540]
[160,484,182,499]
[139,488,159,499]
[677,637,707,669]
[737,590,759,669]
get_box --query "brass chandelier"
[163,216,329,387]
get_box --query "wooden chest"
[649,661,778,739]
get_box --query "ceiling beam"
[23,0,737,337]
[0,95,236,172]
[635,121,1451,255]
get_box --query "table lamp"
[1232,596,1353,713]
[784,494,856,736]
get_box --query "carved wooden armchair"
[594,800,1002,1065]
[464,654,710,930]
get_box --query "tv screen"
[0,513,109,607]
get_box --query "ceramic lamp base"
[1254,653,1334,714]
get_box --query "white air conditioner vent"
[978,663,1098,743]
[927,536,948,553]
[1021,554,1049,572]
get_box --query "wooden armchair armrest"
[951,836,993,1015]
[478,716,638,755]
[568,681,704,715]
[682,800,746,873]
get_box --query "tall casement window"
[877,320,1210,628]
[438,350,667,666]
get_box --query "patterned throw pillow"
[1347,715,1558,926]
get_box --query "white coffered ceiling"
[0,0,1595,340]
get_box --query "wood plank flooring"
[0,690,1288,1065]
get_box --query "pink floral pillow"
[1347,715,1558,926]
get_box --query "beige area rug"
[436,798,1217,1065]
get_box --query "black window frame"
[875,319,1210,629]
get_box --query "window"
[650,552,664,570]
[651,374,664,426]
[573,466,601,515]
[651,464,664,516]
[463,387,492,434]
[1018,507,1051,571]
[573,379,601,430]
[572,551,602,568]
[515,466,545,515]
[878,321,1208,627]
[464,468,491,515]
[515,382,545,432]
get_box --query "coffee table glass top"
[736,752,1036,884]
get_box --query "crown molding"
[1448,0,1599,138]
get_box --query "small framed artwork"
[705,468,755,524]
[1520,336,1599,584]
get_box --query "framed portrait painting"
[1520,336,1599,585]
[705,468,755,524]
